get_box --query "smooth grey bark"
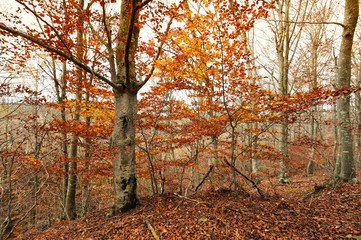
[60,63,69,217]
[275,0,291,184]
[334,0,359,182]
[356,64,361,169]
[333,103,341,176]
[306,32,320,176]
[110,91,138,214]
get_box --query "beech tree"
[0,0,174,215]
[334,0,359,182]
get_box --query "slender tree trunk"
[306,115,316,175]
[230,126,237,192]
[356,65,361,169]
[307,42,319,176]
[54,60,69,219]
[65,135,78,219]
[334,0,358,182]
[276,0,290,184]
[333,103,341,176]
[81,86,93,216]
[65,0,85,219]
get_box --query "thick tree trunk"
[108,0,142,214]
[334,0,358,182]
[110,90,138,214]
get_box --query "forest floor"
[15,171,361,239]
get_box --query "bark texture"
[276,0,291,184]
[334,0,358,182]
[110,91,138,214]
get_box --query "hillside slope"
[16,174,361,239]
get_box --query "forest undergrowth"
[15,170,361,240]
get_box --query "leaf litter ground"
[17,171,361,239]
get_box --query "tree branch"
[144,219,160,240]
[15,0,73,55]
[0,23,122,92]
[261,19,345,28]
[124,0,138,86]
[135,0,153,11]
[223,159,265,198]
[194,166,214,193]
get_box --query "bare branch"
[102,3,113,48]
[144,219,160,240]
[260,19,345,28]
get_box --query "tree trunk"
[307,42,319,176]
[110,90,138,215]
[276,0,290,184]
[356,65,361,169]
[52,59,69,219]
[334,0,358,182]
[65,136,78,220]
[65,0,86,219]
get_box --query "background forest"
[0,0,360,239]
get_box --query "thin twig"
[260,19,345,28]
[4,203,36,240]
[174,193,213,207]
[144,219,160,240]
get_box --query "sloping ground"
[16,174,361,240]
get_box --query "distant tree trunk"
[333,103,340,176]
[65,131,79,220]
[52,59,69,219]
[307,38,319,176]
[334,0,358,182]
[244,28,258,175]
[267,0,312,183]
[356,64,361,169]
[81,80,93,216]
[65,0,85,219]
[275,0,291,184]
